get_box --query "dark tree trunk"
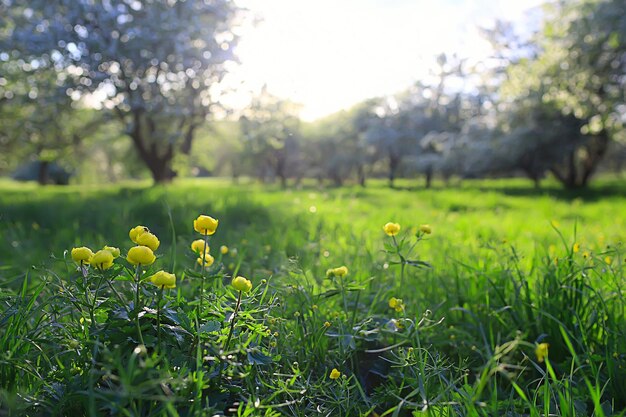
[128,112,176,184]
[388,154,400,188]
[37,160,50,185]
[357,164,366,187]
[425,166,433,189]
[551,131,610,189]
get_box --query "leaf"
[247,349,273,366]
[198,320,221,334]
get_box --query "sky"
[223,0,545,121]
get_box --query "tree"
[2,0,240,183]
[501,0,625,188]
[238,88,301,188]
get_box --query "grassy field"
[0,178,625,416]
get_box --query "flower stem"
[134,264,145,345]
[157,286,163,350]
[199,230,209,319]
[223,290,242,352]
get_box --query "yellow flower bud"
[329,368,341,380]
[232,276,253,293]
[220,245,229,255]
[535,343,549,363]
[327,266,348,278]
[90,249,114,270]
[191,239,208,254]
[102,246,120,258]
[419,224,432,234]
[129,225,149,243]
[135,231,160,251]
[148,270,176,289]
[127,246,156,265]
[383,222,401,236]
[71,247,93,263]
[197,254,214,267]
[193,215,218,235]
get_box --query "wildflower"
[535,343,549,363]
[419,224,432,234]
[232,276,253,293]
[129,225,149,243]
[573,242,580,253]
[383,222,401,236]
[191,239,208,254]
[197,254,215,268]
[102,246,120,258]
[194,215,218,235]
[71,247,93,264]
[326,266,348,278]
[388,297,405,312]
[324,321,331,328]
[90,249,115,270]
[148,270,176,289]
[582,251,590,259]
[605,256,612,265]
[220,245,228,255]
[135,231,160,251]
[127,246,156,266]
[329,368,341,380]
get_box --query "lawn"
[0,178,625,416]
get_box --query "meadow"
[0,178,625,416]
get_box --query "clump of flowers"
[388,297,405,312]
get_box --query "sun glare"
[227,0,543,121]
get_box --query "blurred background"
[0,0,624,189]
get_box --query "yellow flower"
[90,249,114,270]
[232,276,253,292]
[605,256,612,265]
[324,321,331,328]
[102,246,120,258]
[127,246,156,265]
[326,266,348,278]
[388,297,404,312]
[220,245,229,255]
[197,254,215,268]
[419,224,432,234]
[135,231,160,251]
[535,343,549,363]
[71,247,93,263]
[573,242,580,253]
[329,368,341,380]
[194,215,218,235]
[191,239,208,254]
[383,222,401,236]
[148,270,176,289]
[129,225,149,244]
[582,251,590,259]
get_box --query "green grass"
[0,177,625,416]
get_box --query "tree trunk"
[550,132,610,189]
[37,160,50,185]
[128,112,176,184]
[425,167,433,189]
[357,164,366,187]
